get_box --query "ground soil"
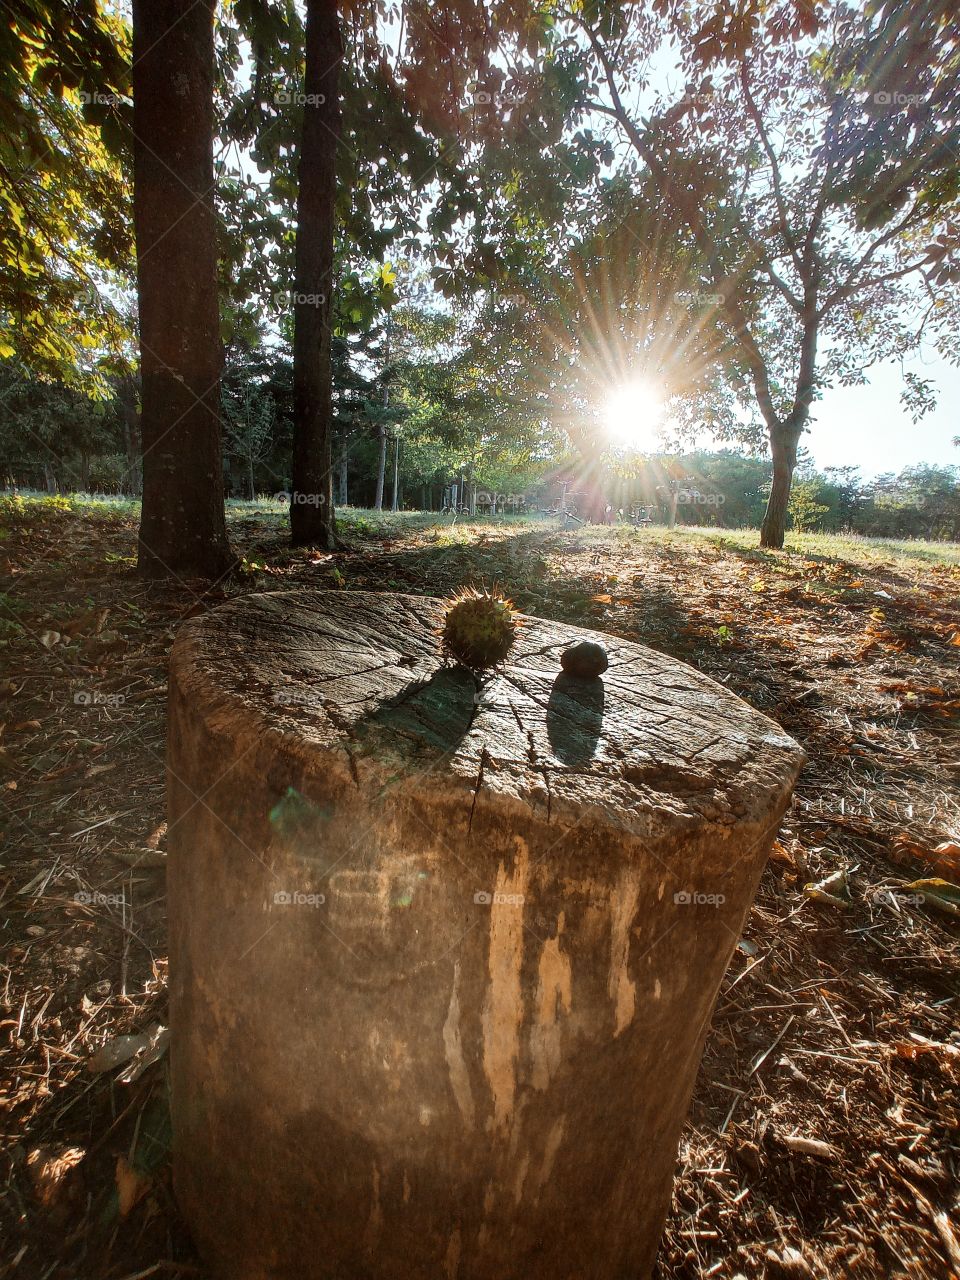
[1,500,958,1280]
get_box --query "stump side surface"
[166,589,806,1280]
[170,588,804,844]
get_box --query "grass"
[8,491,959,566]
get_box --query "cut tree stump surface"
[166,589,805,1280]
[171,589,800,841]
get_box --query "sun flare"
[602,379,665,451]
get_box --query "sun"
[602,379,665,451]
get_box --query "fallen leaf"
[764,1245,815,1276]
[901,878,960,917]
[39,630,60,649]
[85,762,116,778]
[118,1025,171,1083]
[803,866,851,909]
[780,1134,838,1160]
[87,1031,155,1075]
[932,841,960,878]
[115,1154,150,1217]
[893,1034,960,1081]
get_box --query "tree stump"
[167,590,805,1280]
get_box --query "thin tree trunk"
[290,0,341,548]
[116,374,142,495]
[373,312,392,512]
[373,427,386,511]
[390,435,399,511]
[339,438,348,506]
[760,427,801,548]
[132,0,232,579]
[760,307,817,549]
[249,455,255,502]
[666,489,678,529]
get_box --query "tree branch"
[739,60,803,276]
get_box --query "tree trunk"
[373,426,386,511]
[759,306,817,550]
[116,374,142,495]
[290,0,341,548]
[760,427,801,549]
[248,455,255,502]
[390,435,399,511]
[666,489,678,529]
[132,0,233,579]
[338,439,348,506]
[373,312,392,512]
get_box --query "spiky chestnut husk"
[440,587,518,671]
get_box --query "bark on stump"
[167,590,805,1280]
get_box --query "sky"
[636,29,960,480]
[805,353,959,477]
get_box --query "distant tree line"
[603,453,960,541]
[3,347,957,542]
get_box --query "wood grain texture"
[166,590,805,1280]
